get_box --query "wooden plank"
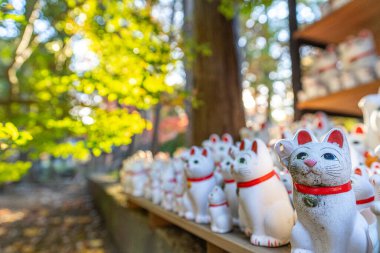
[294,0,380,53]
[297,81,380,117]
[207,242,228,253]
[148,212,172,228]
[126,194,290,253]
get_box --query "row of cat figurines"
[121,129,380,253]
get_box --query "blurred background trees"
[0,0,323,183]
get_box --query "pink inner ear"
[354,168,362,176]
[190,148,195,155]
[327,130,344,148]
[297,130,313,145]
[202,149,208,157]
[239,141,245,151]
[252,141,258,154]
[355,126,364,134]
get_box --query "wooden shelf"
[297,81,380,117]
[126,193,290,253]
[294,0,380,52]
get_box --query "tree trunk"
[192,0,245,145]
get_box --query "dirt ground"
[0,180,118,253]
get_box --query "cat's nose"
[304,159,317,167]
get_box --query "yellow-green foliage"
[0,0,176,162]
[0,122,32,184]
[0,161,31,183]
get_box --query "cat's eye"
[239,157,246,164]
[226,162,230,165]
[194,160,199,164]
[322,153,337,161]
[352,141,360,145]
[220,147,224,151]
[296,152,308,160]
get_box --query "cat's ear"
[323,128,346,148]
[251,140,258,154]
[210,134,220,144]
[190,146,197,156]
[294,129,316,145]
[239,140,245,151]
[228,146,237,159]
[222,133,233,144]
[201,148,208,157]
[274,140,296,167]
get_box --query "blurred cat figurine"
[275,128,376,253]
[315,46,341,92]
[352,166,376,211]
[220,152,239,225]
[208,186,233,233]
[359,93,380,150]
[161,166,176,211]
[174,179,186,217]
[279,169,293,203]
[183,147,217,223]
[232,138,294,247]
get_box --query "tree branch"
[6,0,40,100]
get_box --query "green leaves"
[0,0,178,173]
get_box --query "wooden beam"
[126,194,289,253]
[148,212,171,228]
[207,242,229,253]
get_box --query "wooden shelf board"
[297,81,380,116]
[126,193,290,253]
[294,0,380,52]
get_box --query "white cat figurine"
[219,153,239,225]
[232,138,295,247]
[183,147,217,223]
[352,166,376,211]
[275,128,376,253]
[161,165,176,211]
[208,185,233,233]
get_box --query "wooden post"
[192,0,245,145]
[288,0,302,120]
[148,212,171,228]
[207,242,228,253]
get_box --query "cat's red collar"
[187,172,214,182]
[237,170,277,188]
[356,196,375,205]
[209,201,228,207]
[224,179,235,184]
[294,181,352,195]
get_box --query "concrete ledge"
[88,174,206,253]
[88,174,290,253]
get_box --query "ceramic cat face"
[220,155,234,180]
[349,124,366,155]
[352,166,374,201]
[202,134,220,150]
[213,133,233,162]
[232,138,273,182]
[185,146,214,178]
[208,185,227,204]
[275,128,351,187]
